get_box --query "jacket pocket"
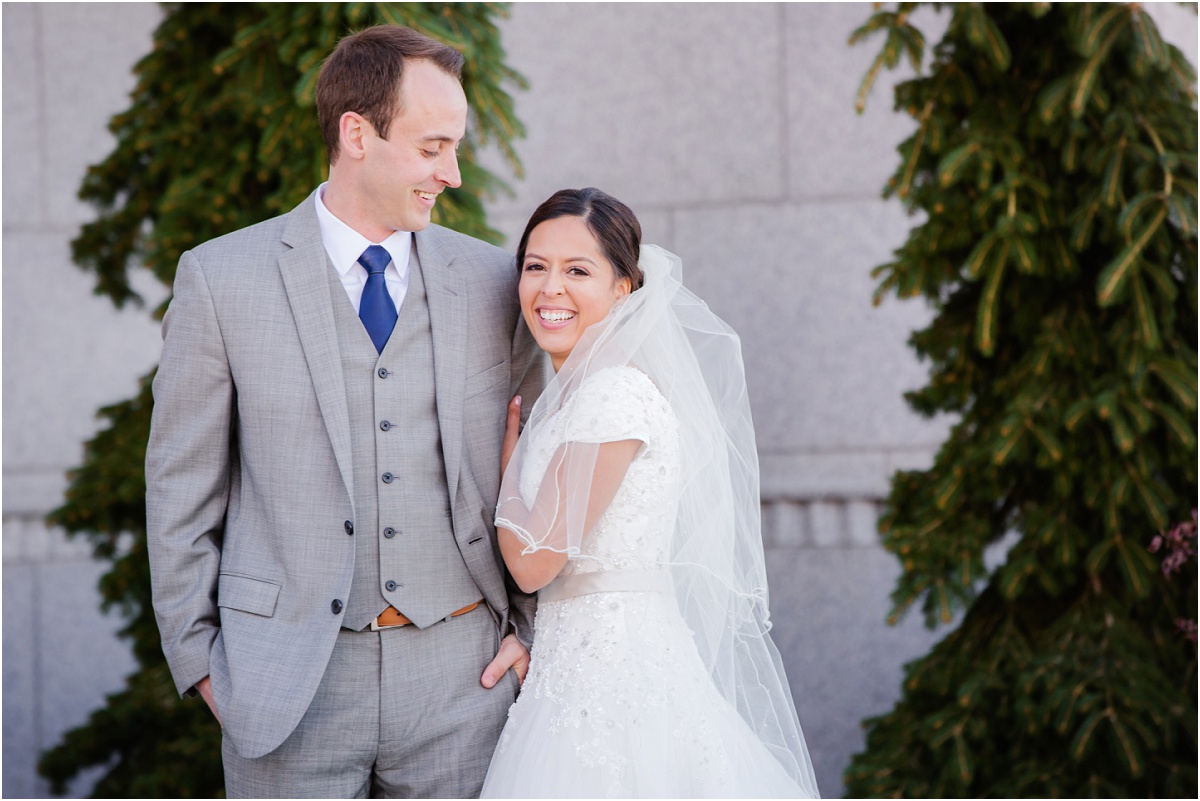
[217,573,281,618]
[464,360,509,400]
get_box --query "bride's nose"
[542,269,565,296]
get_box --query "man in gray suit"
[146,25,542,797]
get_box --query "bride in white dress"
[481,188,819,798]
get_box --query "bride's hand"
[500,395,521,475]
[481,633,530,689]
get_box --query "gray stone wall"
[3,3,165,797]
[3,3,1195,798]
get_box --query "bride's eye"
[568,266,590,277]
[522,262,545,272]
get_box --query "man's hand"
[481,633,530,689]
[195,675,223,727]
[500,395,521,476]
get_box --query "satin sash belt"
[538,568,672,604]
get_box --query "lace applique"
[562,366,659,444]
[499,591,731,795]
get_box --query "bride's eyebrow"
[523,252,598,267]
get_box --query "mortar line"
[778,2,791,202]
[33,5,48,226]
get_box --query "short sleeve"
[562,366,660,445]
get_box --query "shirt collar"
[314,182,412,279]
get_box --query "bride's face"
[519,216,631,371]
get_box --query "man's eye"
[422,149,438,158]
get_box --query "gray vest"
[329,247,480,630]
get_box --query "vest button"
[344,520,354,536]
[331,599,344,615]
[383,527,397,539]
[385,580,398,592]
[378,367,389,379]
[382,472,394,484]
[379,420,392,431]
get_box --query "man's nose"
[437,150,462,188]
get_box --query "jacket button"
[378,367,389,379]
[382,472,394,484]
[383,527,396,539]
[331,599,344,615]
[379,420,391,431]
[385,580,398,592]
[344,520,354,536]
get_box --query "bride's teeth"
[539,310,575,322]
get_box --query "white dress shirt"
[314,182,412,314]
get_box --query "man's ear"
[338,111,369,161]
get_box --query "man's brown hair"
[316,25,464,165]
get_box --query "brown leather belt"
[370,601,481,631]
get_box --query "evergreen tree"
[844,3,1196,797]
[37,4,524,796]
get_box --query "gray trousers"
[221,605,518,798]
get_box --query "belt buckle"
[370,616,404,631]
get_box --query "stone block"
[763,500,808,548]
[2,231,165,481]
[1147,2,1198,65]
[846,499,883,548]
[766,544,947,798]
[488,2,785,216]
[2,522,137,798]
[3,516,96,566]
[2,471,70,519]
[40,2,161,226]
[34,558,137,753]
[760,451,891,500]
[3,557,127,799]
[3,3,42,228]
[4,516,45,564]
[808,500,845,548]
[674,200,953,454]
[783,4,947,201]
[2,564,38,798]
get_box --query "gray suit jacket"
[146,191,542,758]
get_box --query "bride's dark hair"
[516,188,645,290]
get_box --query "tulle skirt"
[480,589,812,798]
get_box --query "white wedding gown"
[482,366,812,798]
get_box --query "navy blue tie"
[358,245,398,353]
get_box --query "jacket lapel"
[414,226,468,500]
[278,193,356,504]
